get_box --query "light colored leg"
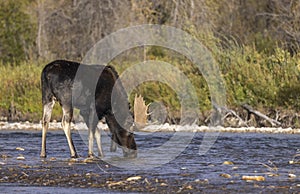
[40,100,55,158]
[88,125,94,157]
[87,108,102,158]
[95,127,103,157]
[62,106,78,158]
[80,110,96,158]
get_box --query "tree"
[0,1,36,64]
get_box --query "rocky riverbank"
[1,121,300,134]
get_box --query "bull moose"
[40,60,137,158]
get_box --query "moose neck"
[110,90,134,131]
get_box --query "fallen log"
[222,107,248,127]
[242,104,281,127]
[208,104,246,127]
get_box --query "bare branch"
[242,104,281,127]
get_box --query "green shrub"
[0,1,36,64]
[1,30,300,122]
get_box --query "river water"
[0,129,300,193]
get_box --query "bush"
[0,1,36,64]
[219,45,300,108]
[1,31,300,123]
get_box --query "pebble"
[126,176,142,181]
[16,147,25,151]
[223,161,234,165]
[242,175,265,181]
[220,173,232,178]
[288,173,296,178]
[16,155,25,160]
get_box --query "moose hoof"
[87,154,102,160]
[110,146,117,152]
[124,150,137,158]
[71,153,79,159]
[40,153,47,158]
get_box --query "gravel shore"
[1,121,300,134]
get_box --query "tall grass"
[0,61,62,122]
[0,61,41,121]
[0,32,300,122]
[219,45,300,109]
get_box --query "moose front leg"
[82,105,103,158]
[94,127,103,157]
[110,133,117,152]
[88,125,103,158]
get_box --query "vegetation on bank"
[0,61,61,122]
[0,41,299,122]
[0,0,300,123]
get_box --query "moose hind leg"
[62,106,78,158]
[40,100,55,158]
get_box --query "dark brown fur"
[40,60,137,158]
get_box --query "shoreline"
[1,121,300,134]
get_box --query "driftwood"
[212,103,282,127]
[222,107,249,127]
[242,104,281,127]
[211,103,248,127]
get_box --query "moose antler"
[134,94,149,128]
